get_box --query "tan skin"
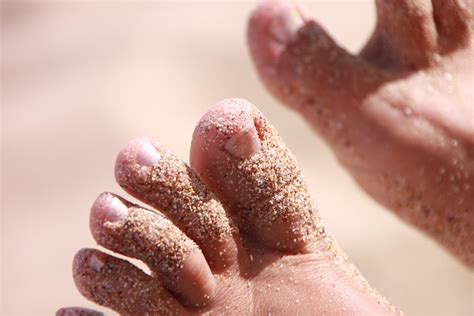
[249,0,473,267]
[58,0,473,315]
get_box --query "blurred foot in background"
[248,0,474,268]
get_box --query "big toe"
[247,0,377,110]
[190,98,324,252]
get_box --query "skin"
[59,0,473,314]
[248,0,473,267]
[59,100,399,315]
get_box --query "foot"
[57,99,399,315]
[248,0,474,267]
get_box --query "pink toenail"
[137,141,161,166]
[95,194,129,223]
[224,120,261,159]
[268,2,304,43]
[88,254,105,271]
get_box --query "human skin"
[58,0,473,314]
[248,0,473,267]
[58,99,399,315]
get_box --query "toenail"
[95,194,129,223]
[224,120,261,159]
[268,2,303,43]
[136,141,161,166]
[88,253,105,271]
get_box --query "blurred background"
[1,1,472,315]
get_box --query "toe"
[432,0,472,53]
[190,98,325,252]
[73,249,185,315]
[361,0,439,70]
[89,193,216,308]
[114,137,235,270]
[248,0,380,110]
[247,0,305,73]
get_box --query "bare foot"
[248,0,474,267]
[57,99,399,315]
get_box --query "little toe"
[89,193,216,308]
[190,98,324,252]
[73,249,185,315]
[114,137,236,270]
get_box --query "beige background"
[1,1,473,315]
